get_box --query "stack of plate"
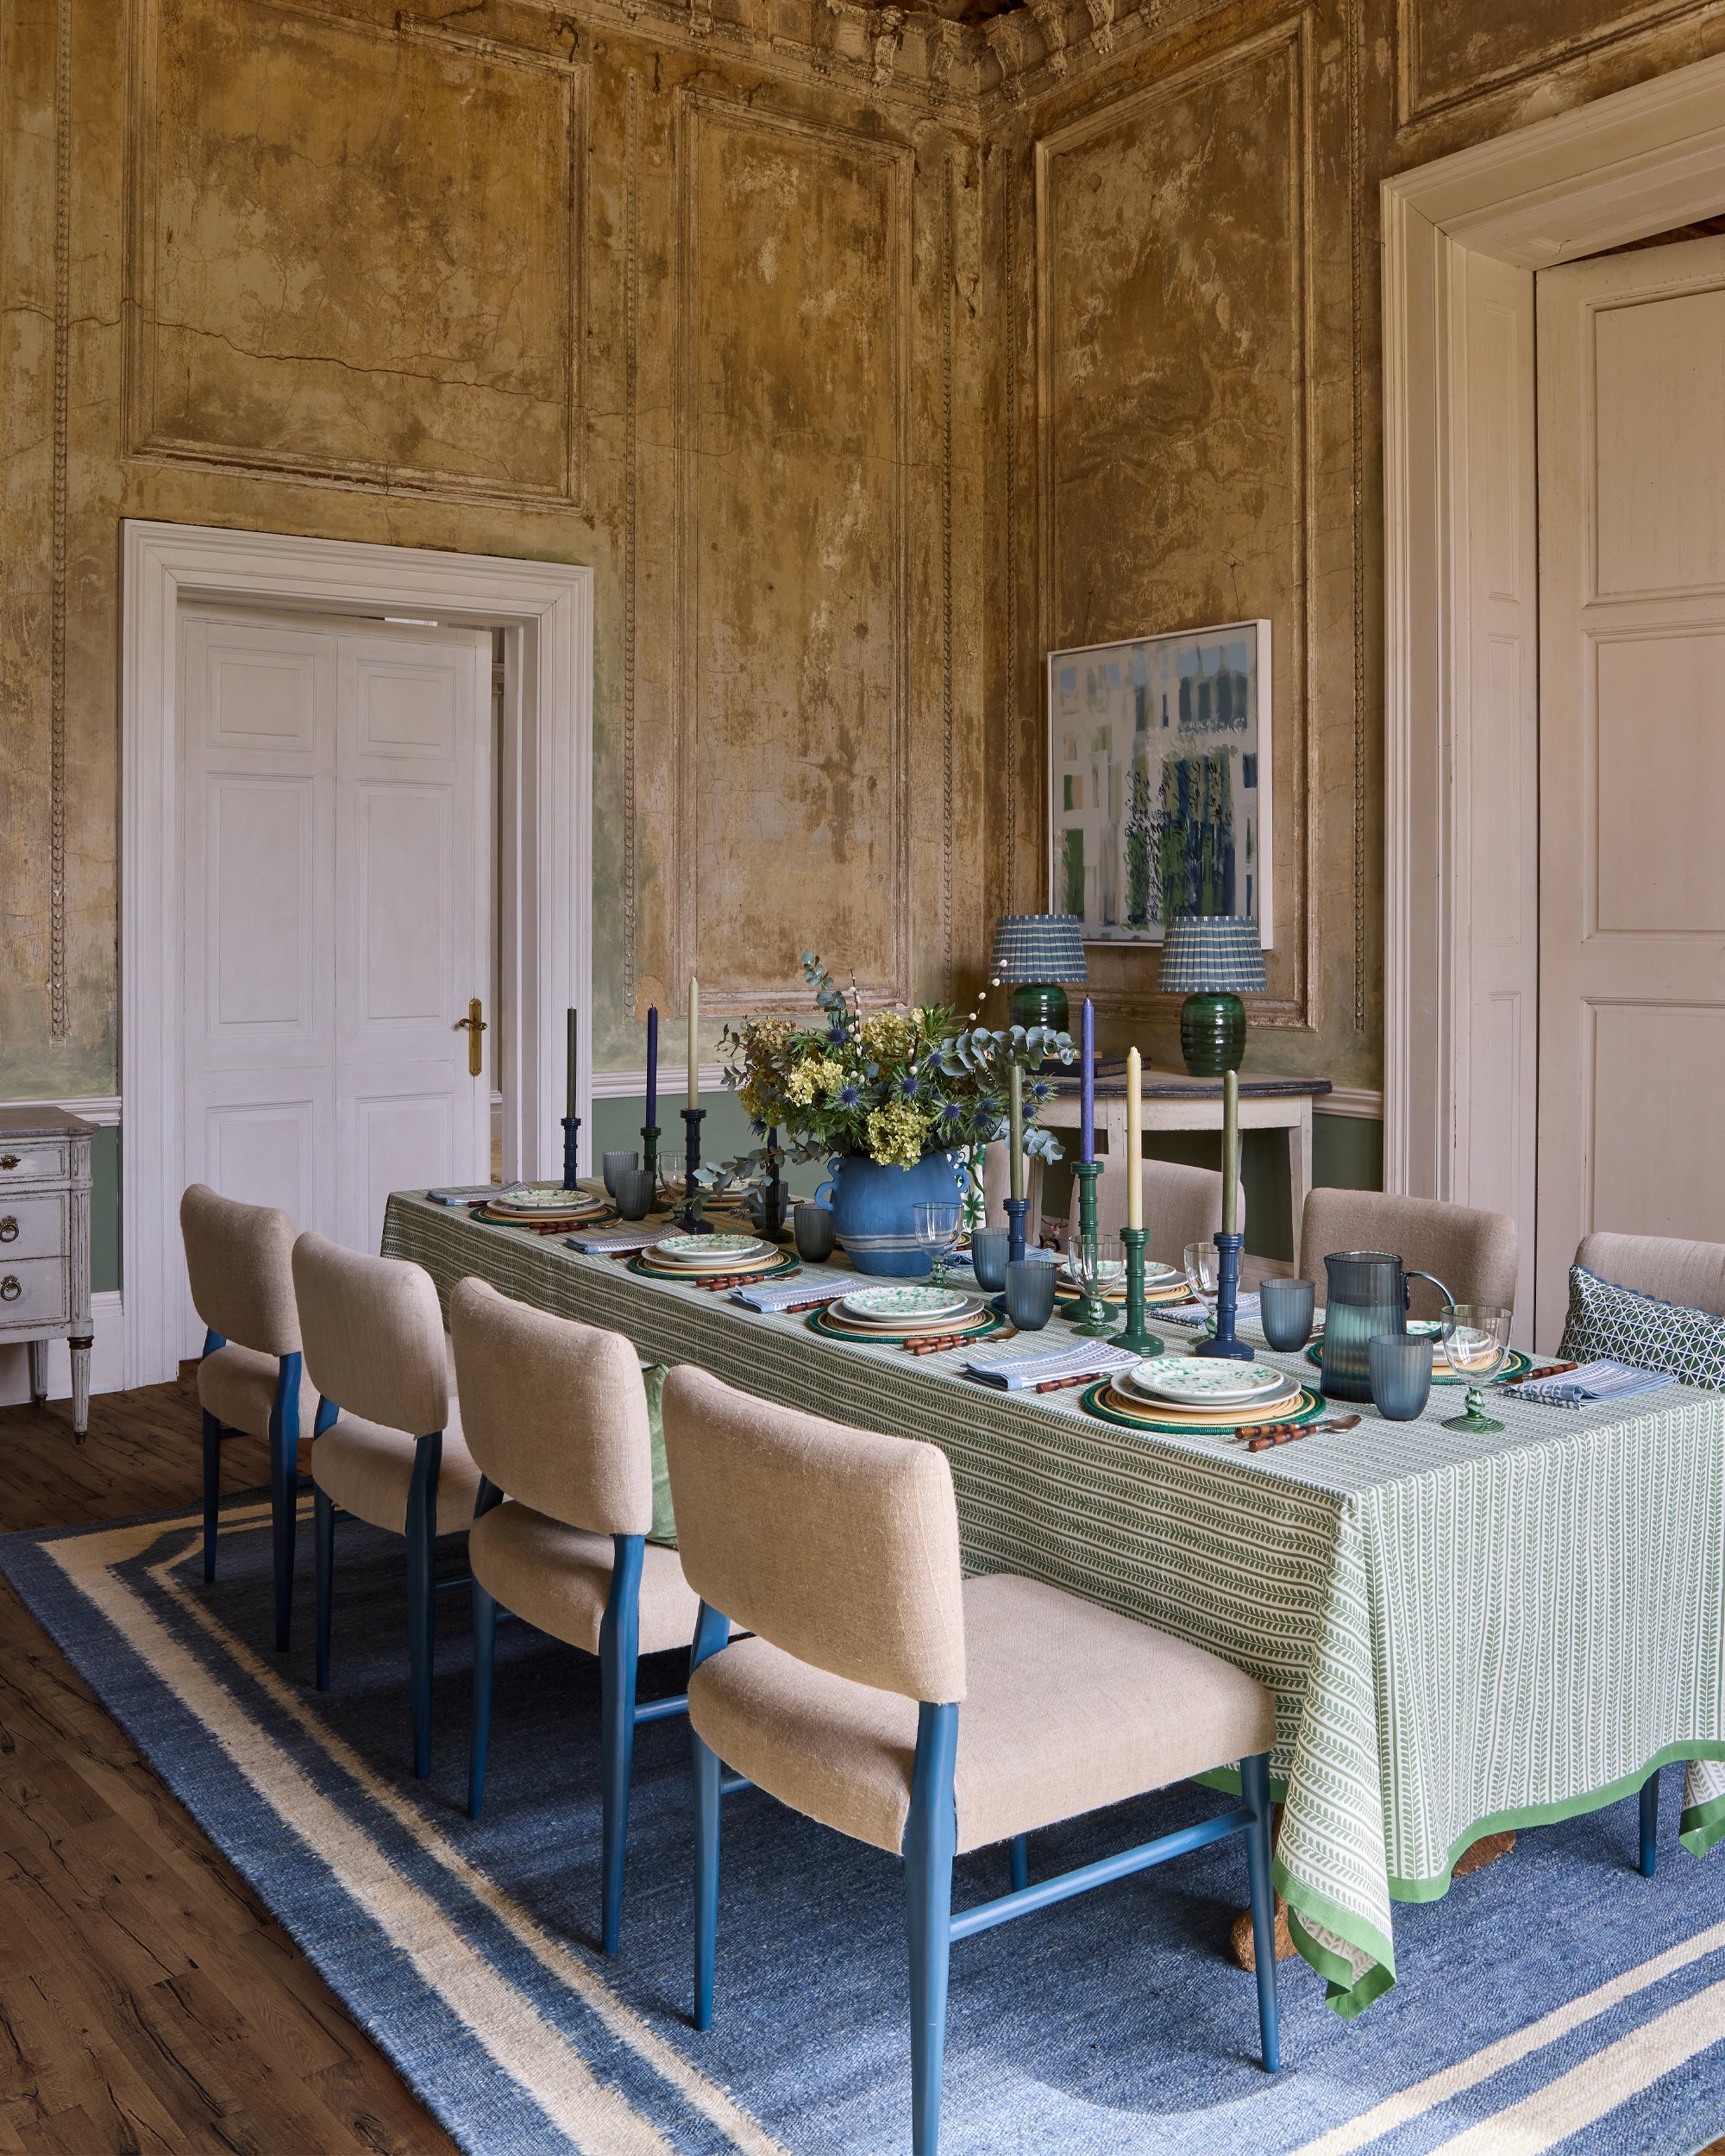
[473,1184,612,1228]
[1085,1356,1323,1433]
[633,1232,785,1280]
[818,1282,995,1342]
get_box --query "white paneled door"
[179,609,491,1351]
[1536,238,1725,1344]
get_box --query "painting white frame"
[121,520,593,1388]
[1046,618,1274,950]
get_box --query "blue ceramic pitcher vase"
[813,1152,968,1277]
[1319,1250,1457,1403]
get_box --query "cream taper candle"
[1126,1046,1142,1230]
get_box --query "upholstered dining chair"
[450,1277,703,1954]
[662,1366,1281,2153]
[1297,1188,1518,1323]
[179,1184,329,1639]
[1067,1156,1245,1268]
[292,1233,483,1777]
[1574,1232,1725,1316]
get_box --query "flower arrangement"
[720,956,1076,1169]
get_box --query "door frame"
[1382,52,1725,1317]
[122,520,593,1387]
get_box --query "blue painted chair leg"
[201,1412,223,1584]
[1640,1766,1660,1879]
[693,1728,722,2032]
[269,1354,303,1651]
[599,1535,644,1955]
[1242,1752,1281,2072]
[468,1582,497,1821]
[905,1702,959,2156]
[405,1432,442,1780]
[314,1487,335,1693]
[1009,1834,1028,1894]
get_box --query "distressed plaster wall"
[6,0,1725,1126]
[981,0,1725,1087]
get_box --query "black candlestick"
[640,1123,660,1180]
[561,1114,581,1192]
[678,1106,712,1232]
[1195,1230,1253,1361]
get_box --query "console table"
[1039,1066,1332,1263]
[0,1107,95,1436]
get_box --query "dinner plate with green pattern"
[656,1232,766,1264]
[838,1283,971,1325]
[1125,1358,1293,1407]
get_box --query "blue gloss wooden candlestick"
[1003,1195,1029,1268]
[678,1106,712,1232]
[1112,1226,1164,1357]
[561,1115,581,1191]
[1070,1161,1113,1338]
[640,1123,660,1180]
[1195,1230,1253,1361]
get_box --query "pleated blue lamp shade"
[988,914,1088,1031]
[1157,914,1265,1075]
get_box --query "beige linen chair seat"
[689,1571,1275,1856]
[198,1343,322,1445]
[469,1499,700,1656]
[313,1405,484,1538]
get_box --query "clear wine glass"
[1440,1304,1514,1432]
[913,1201,963,1287]
[1184,1239,1220,1339]
[1073,1233,1126,1300]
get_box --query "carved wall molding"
[1396,0,1725,130]
[49,0,72,1042]
[941,153,957,987]
[672,91,916,1012]
[1032,14,1317,1029]
[1347,0,1367,1032]
[123,0,591,510]
[1001,159,1023,907]
[623,70,642,1012]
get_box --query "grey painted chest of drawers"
[0,1107,95,1435]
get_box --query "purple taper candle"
[1080,998,1095,1163]
[645,1006,659,1126]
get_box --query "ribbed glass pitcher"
[1319,1251,1457,1403]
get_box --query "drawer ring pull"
[0,1276,20,1302]
[0,1218,15,1244]
[0,1156,17,1171]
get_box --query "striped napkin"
[428,1181,524,1206]
[1504,1358,1676,1407]
[963,1342,1141,1391]
[1157,1294,1261,1328]
[730,1273,850,1313]
[564,1228,671,1255]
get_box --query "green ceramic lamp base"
[1179,992,1246,1076]
[1008,982,1070,1032]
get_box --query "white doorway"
[122,523,593,1388]
[178,606,493,1356]
[1534,235,1725,1330]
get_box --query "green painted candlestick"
[1070,1161,1114,1338]
[1112,1226,1165,1357]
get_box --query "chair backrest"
[1575,1232,1725,1317]
[662,1363,967,1703]
[449,1277,651,1533]
[1299,1188,1518,1321]
[1067,1156,1244,1265]
[291,1232,448,1435]
[179,1183,300,1357]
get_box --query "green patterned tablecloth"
[383,1193,1725,2016]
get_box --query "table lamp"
[1157,913,1266,1075]
[988,913,1088,1031]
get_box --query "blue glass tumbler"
[971,1228,1012,1292]
[1368,1332,1433,1421]
[1004,1257,1058,1332]
[794,1203,837,1263]
[1259,1275,1316,1352]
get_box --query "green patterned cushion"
[1559,1264,1725,1392]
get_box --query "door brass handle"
[0,1155,17,1170]
[0,1218,16,1244]
[453,997,487,1078]
[0,1276,19,1302]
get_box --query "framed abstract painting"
[1046,619,1273,949]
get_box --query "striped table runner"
[383,1192,1725,2017]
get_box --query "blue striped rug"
[5,1498,1725,2156]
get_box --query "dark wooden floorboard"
[0,1377,460,2155]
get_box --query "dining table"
[381,1188,1725,2018]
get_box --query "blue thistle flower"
[896,1073,921,1100]
[829,1024,848,1047]
[938,1099,963,1125]
[1028,1076,1054,1105]
[837,1083,862,1108]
